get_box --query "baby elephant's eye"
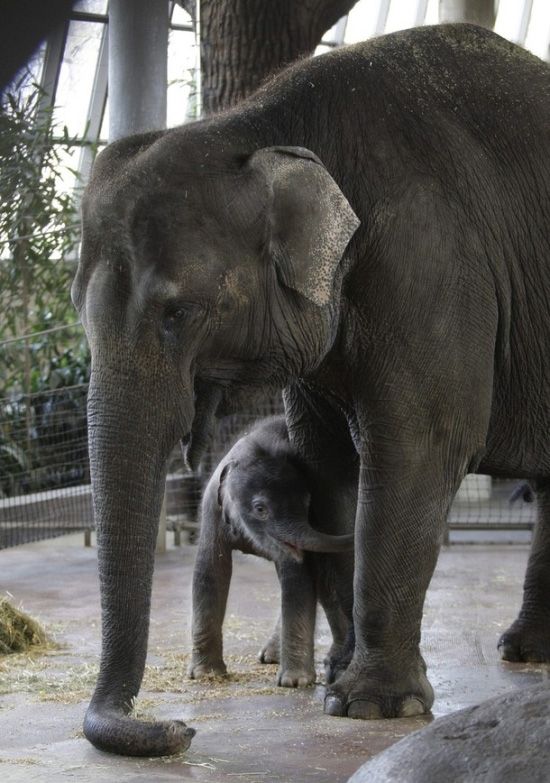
[253,501,269,520]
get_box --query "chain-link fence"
[0,383,90,548]
[0,391,286,549]
[0,323,285,548]
[0,327,537,549]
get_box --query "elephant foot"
[498,618,550,662]
[188,658,228,679]
[324,658,434,719]
[324,649,351,684]
[84,702,195,757]
[324,630,354,684]
[277,666,315,688]
[258,638,280,664]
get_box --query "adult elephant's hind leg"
[325,433,471,720]
[498,479,550,662]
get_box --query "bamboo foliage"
[0,76,85,398]
[0,77,90,497]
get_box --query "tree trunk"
[182,0,359,114]
[439,0,495,28]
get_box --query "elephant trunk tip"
[84,703,195,757]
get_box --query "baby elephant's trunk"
[297,530,354,553]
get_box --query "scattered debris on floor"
[0,542,538,782]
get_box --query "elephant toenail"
[348,700,383,719]
[324,695,346,716]
[399,697,425,717]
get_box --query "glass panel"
[73,0,108,14]
[53,21,105,138]
[167,29,199,126]
[423,0,439,25]
[172,3,193,26]
[100,96,109,140]
[524,0,550,59]
[323,17,347,45]
[53,145,82,198]
[315,44,333,56]
[495,0,531,43]
[4,42,46,100]
[345,0,440,41]
[345,0,380,43]
[385,0,421,33]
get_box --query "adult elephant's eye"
[165,305,188,323]
[163,302,200,332]
[253,501,269,520]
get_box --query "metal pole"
[77,22,108,189]
[195,0,202,119]
[108,0,169,141]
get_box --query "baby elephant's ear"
[217,461,236,509]
[248,146,360,307]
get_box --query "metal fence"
[0,383,90,548]
[0,328,536,549]
[0,394,537,549]
[0,372,285,549]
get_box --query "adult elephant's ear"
[249,147,360,307]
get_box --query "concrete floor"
[0,536,548,783]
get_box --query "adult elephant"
[73,24,550,756]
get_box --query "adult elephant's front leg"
[325,443,465,719]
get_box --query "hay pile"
[0,597,49,655]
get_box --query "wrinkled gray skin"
[73,24,550,756]
[189,415,355,688]
[347,683,550,783]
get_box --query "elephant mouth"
[280,540,304,563]
[183,381,224,471]
[264,531,304,562]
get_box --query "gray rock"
[347,683,550,783]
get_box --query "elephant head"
[218,455,354,563]
[72,129,359,756]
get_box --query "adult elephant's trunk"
[183,380,223,472]
[83,371,195,756]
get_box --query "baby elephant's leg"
[188,528,232,679]
[276,559,317,687]
[259,614,281,664]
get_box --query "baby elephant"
[189,416,353,687]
